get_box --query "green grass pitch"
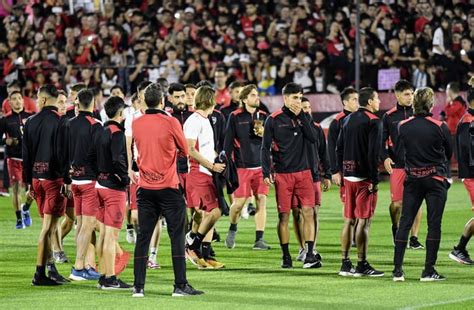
[0,181,473,309]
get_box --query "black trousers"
[394,177,448,270]
[133,187,187,289]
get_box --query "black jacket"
[308,122,331,182]
[209,109,226,153]
[381,103,413,168]
[328,110,351,174]
[219,100,240,120]
[171,106,193,174]
[66,106,102,121]
[67,111,103,181]
[90,120,129,191]
[223,107,267,169]
[396,114,452,179]
[213,151,239,216]
[336,108,382,184]
[22,106,70,184]
[261,107,317,178]
[0,109,34,159]
[456,109,474,178]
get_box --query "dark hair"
[131,93,139,103]
[39,85,59,99]
[301,96,310,103]
[467,88,474,105]
[229,81,244,90]
[215,67,226,75]
[185,83,197,90]
[58,90,67,97]
[104,96,125,118]
[282,82,303,95]
[358,87,376,107]
[137,80,152,93]
[447,81,460,93]
[71,83,86,92]
[8,90,22,98]
[196,80,213,88]
[7,80,21,89]
[413,87,435,115]
[110,84,124,95]
[77,89,94,109]
[239,84,257,101]
[394,79,412,93]
[90,87,102,97]
[144,83,163,108]
[168,83,186,95]
[157,78,169,91]
[340,87,358,102]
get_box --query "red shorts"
[344,180,378,219]
[275,170,315,214]
[178,173,188,190]
[463,179,474,211]
[129,183,138,210]
[186,170,218,212]
[234,168,269,198]
[72,182,99,217]
[291,181,321,207]
[390,168,406,203]
[340,185,346,203]
[96,188,126,229]
[7,158,23,184]
[32,178,66,218]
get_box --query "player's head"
[229,81,244,102]
[359,87,379,112]
[413,87,435,115]
[77,89,95,111]
[144,83,164,109]
[467,87,474,108]
[110,85,125,99]
[70,83,86,102]
[57,90,68,115]
[168,83,186,111]
[194,85,216,112]
[301,97,311,114]
[137,80,152,104]
[37,85,59,108]
[282,82,303,108]
[104,96,126,121]
[340,87,359,112]
[184,83,196,108]
[239,84,259,109]
[8,90,24,112]
[446,81,460,100]
[394,80,413,107]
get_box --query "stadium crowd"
[1,0,474,101]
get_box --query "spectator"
[214,67,230,107]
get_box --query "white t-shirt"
[125,108,143,138]
[432,27,444,55]
[183,112,215,176]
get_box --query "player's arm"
[223,113,236,157]
[171,118,188,157]
[111,132,130,186]
[381,114,394,174]
[298,112,317,143]
[334,122,345,186]
[22,120,33,185]
[261,116,274,184]
[367,119,383,189]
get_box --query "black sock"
[342,251,349,260]
[255,230,264,241]
[306,241,314,255]
[457,235,471,250]
[126,224,133,230]
[229,223,238,232]
[202,242,211,259]
[15,210,21,220]
[23,201,31,211]
[392,224,398,240]
[190,232,204,250]
[280,243,290,257]
[36,265,46,277]
[357,260,367,267]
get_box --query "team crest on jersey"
[211,116,217,125]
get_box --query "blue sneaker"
[16,218,25,229]
[86,267,101,280]
[69,268,94,281]
[22,208,32,227]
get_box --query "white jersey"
[183,112,215,176]
[125,109,144,163]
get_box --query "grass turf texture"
[0,181,473,309]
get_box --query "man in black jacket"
[0,91,35,229]
[382,80,423,249]
[393,87,452,282]
[23,85,70,286]
[91,96,131,289]
[335,87,384,277]
[261,83,319,269]
[449,85,474,265]
[219,81,244,120]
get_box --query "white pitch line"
[400,295,474,310]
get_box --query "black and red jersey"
[0,109,34,159]
[22,106,69,184]
[65,105,102,121]
[261,107,317,178]
[336,108,382,184]
[328,110,351,174]
[307,122,331,182]
[397,114,452,179]
[381,103,413,168]
[67,111,103,181]
[171,106,193,174]
[456,109,474,178]
[223,107,267,168]
[219,100,240,120]
[90,120,129,191]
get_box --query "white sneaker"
[296,248,307,262]
[241,206,249,220]
[126,228,136,244]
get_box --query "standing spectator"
[415,1,434,34]
[129,50,149,94]
[160,47,184,84]
[214,67,230,107]
[291,50,313,93]
[442,82,467,137]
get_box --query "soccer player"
[132,83,203,297]
[393,87,452,281]
[219,81,244,120]
[184,84,196,110]
[261,82,319,269]
[0,91,35,229]
[382,80,424,249]
[67,89,102,281]
[91,96,131,289]
[449,84,474,265]
[223,84,270,250]
[184,85,226,269]
[292,97,331,263]
[23,85,70,285]
[335,87,384,277]
[65,83,86,119]
[2,80,38,114]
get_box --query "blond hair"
[194,86,216,111]
[413,87,434,115]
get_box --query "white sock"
[150,247,157,255]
